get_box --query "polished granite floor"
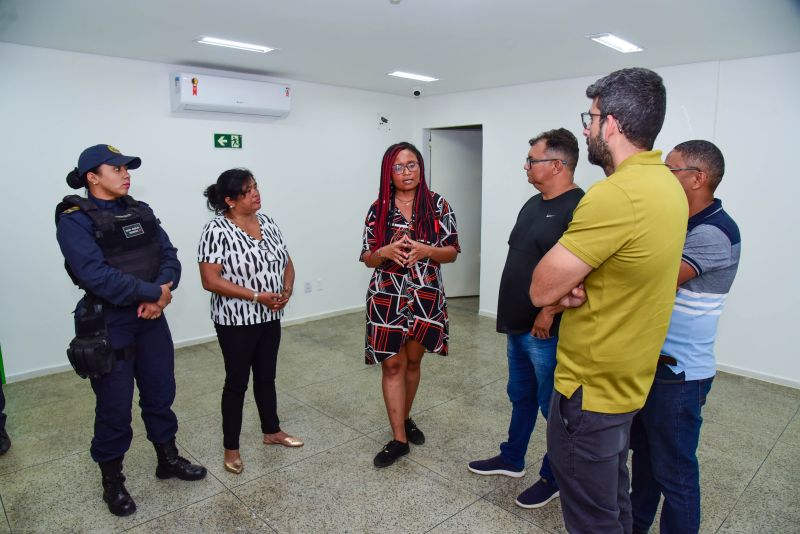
[1,297,799,533]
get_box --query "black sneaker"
[515,478,560,509]
[373,440,410,468]
[468,455,526,478]
[404,418,425,445]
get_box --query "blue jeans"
[630,363,714,534]
[499,332,558,486]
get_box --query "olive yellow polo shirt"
[555,150,688,413]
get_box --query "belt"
[658,354,678,366]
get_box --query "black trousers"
[547,387,637,534]
[215,320,282,450]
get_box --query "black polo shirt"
[496,187,584,335]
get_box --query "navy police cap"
[78,144,142,176]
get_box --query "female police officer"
[56,144,206,517]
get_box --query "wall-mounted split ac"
[170,72,291,118]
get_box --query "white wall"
[0,43,415,380]
[2,42,798,387]
[413,52,800,387]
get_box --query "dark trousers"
[0,383,6,431]
[90,311,178,462]
[630,364,714,534]
[215,320,282,450]
[547,387,637,534]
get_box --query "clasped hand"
[257,289,291,311]
[137,281,173,320]
[381,235,431,267]
[559,283,587,309]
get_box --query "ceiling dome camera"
[412,86,422,98]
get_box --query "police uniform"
[56,144,205,517]
[57,194,180,461]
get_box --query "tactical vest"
[55,195,162,289]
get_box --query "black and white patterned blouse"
[198,213,289,326]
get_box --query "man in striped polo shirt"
[630,140,741,534]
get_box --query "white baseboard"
[172,306,366,349]
[9,308,797,392]
[173,334,218,349]
[716,363,800,389]
[8,363,73,382]
[281,305,365,326]
[7,306,366,383]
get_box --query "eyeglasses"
[392,162,419,174]
[581,112,606,129]
[667,166,702,173]
[526,157,567,167]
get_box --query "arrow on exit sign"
[214,134,242,148]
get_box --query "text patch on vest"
[122,223,145,238]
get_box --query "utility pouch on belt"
[67,296,114,380]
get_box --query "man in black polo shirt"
[468,128,584,508]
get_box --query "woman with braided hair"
[360,142,460,468]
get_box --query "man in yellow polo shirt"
[531,67,688,533]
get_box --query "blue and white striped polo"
[661,199,741,380]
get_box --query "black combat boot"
[98,457,136,517]
[153,437,207,481]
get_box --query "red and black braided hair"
[371,142,438,251]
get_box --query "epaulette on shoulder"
[62,206,81,215]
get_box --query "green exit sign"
[214,133,242,149]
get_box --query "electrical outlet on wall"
[304,282,312,293]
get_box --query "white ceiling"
[1,0,799,97]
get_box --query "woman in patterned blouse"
[360,142,460,468]
[198,168,301,476]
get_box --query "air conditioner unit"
[170,72,291,118]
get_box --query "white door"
[428,128,482,297]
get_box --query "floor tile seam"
[0,493,9,533]
[5,394,95,417]
[0,447,88,478]
[119,487,253,533]
[287,366,374,398]
[701,414,787,442]
[410,375,507,418]
[420,494,483,533]
[713,413,795,532]
[478,494,559,533]
[774,403,800,445]
[278,389,378,438]
[399,454,510,500]
[226,489,279,534]
[277,366,374,391]
[226,433,370,490]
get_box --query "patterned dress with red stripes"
[360,191,460,364]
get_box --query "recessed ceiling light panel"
[196,36,275,54]
[388,71,439,83]
[587,33,643,54]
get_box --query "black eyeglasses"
[581,112,606,129]
[526,157,567,167]
[667,166,703,173]
[392,162,419,174]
